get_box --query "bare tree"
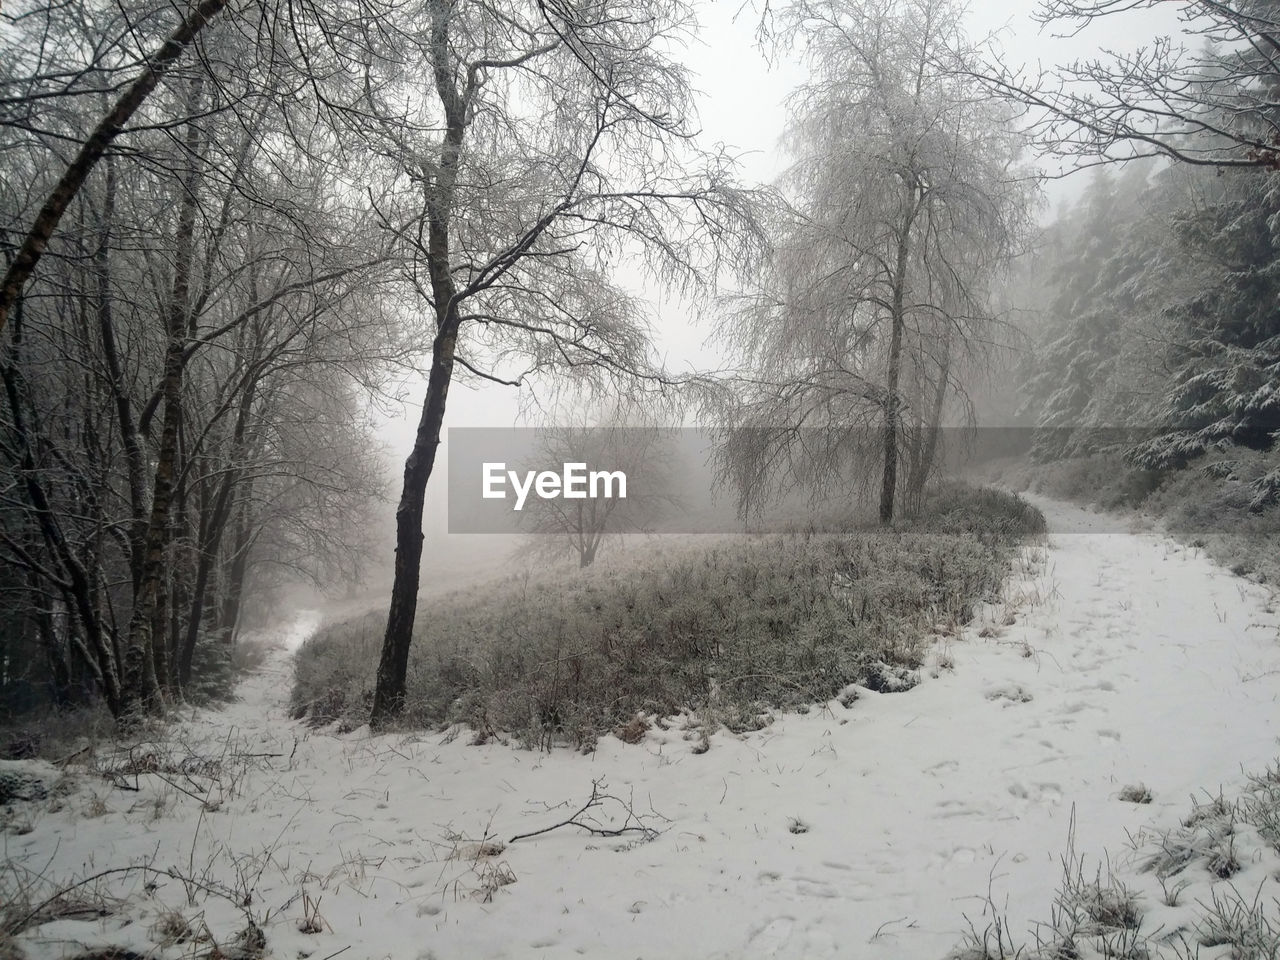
[977,0,1280,169]
[716,0,1036,524]
[0,0,231,336]
[365,0,760,725]
[518,420,678,568]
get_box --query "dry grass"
[291,483,1045,748]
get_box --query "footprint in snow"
[985,684,1033,704]
[793,876,839,899]
[748,916,796,954]
[1008,781,1063,804]
[931,845,977,869]
[934,798,985,819]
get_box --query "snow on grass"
[4,494,1280,959]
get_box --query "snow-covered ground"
[277,610,322,651]
[5,494,1280,959]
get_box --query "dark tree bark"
[879,317,904,524]
[214,497,255,647]
[0,0,229,338]
[911,327,952,509]
[92,155,149,588]
[369,2,467,728]
[369,315,459,726]
[878,183,925,525]
[121,85,204,715]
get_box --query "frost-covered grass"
[950,757,1280,960]
[290,482,1045,746]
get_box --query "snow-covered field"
[5,494,1280,959]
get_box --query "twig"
[55,745,93,767]
[509,779,661,844]
[7,863,248,936]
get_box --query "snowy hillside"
[4,493,1280,960]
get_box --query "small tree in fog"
[519,422,678,568]
[717,0,1036,525]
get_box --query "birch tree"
[718,0,1035,525]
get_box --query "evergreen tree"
[1131,172,1280,472]
[1023,164,1173,460]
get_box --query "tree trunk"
[180,498,224,686]
[92,155,149,587]
[214,497,255,647]
[903,401,925,518]
[121,86,203,716]
[30,568,72,707]
[879,185,922,525]
[0,0,228,337]
[122,337,181,714]
[155,550,174,689]
[179,381,253,686]
[369,0,467,728]
[910,327,952,511]
[879,315,904,525]
[369,317,459,726]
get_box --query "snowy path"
[8,494,1280,960]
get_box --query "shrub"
[911,481,1048,541]
[0,701,113,764]
[1026,452,1170,511]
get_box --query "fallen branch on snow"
[509,778,664,844]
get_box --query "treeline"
[2,0,757,724]
[1018,162,1280,505]
[0,2,397,717]
[1006,0,1280,497]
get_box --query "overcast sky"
[377,0,1186,540]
